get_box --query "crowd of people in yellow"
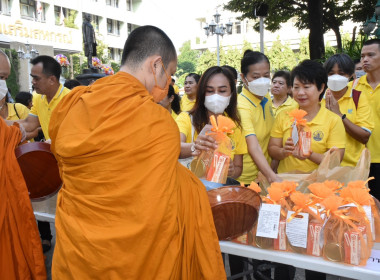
[1,25,380,279]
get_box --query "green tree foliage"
[64,10,78,29]
[224,0,376,60]
[1,49,20,98]
[176,41,200,79]
[196,49,217,74]
[296,37,310,62]
[266,37,298,71]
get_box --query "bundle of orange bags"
[233,179,380,266]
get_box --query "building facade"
[0,0,142,91]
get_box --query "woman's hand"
[193,134,218,156]
[283,137,295,156]
[325,89,342,116]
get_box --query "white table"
[220,241,380,280]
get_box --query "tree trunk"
[332,26,343,52]
[307,0,325,60]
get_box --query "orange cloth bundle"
[0,119,46,279]
[321,195,368,265]
[49,72,226,279]
[288,109,311,157]
[191,115,235,183]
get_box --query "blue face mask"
[355,70,366,79]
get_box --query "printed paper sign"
[286,211,309,248]
[256,203,281,239]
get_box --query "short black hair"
[363,39,380,50]
[323,53,355,76]
[64,79,81,89]
[241,51,270,76]
[167,85,181,115]
[121,25,176,69]
[15,91,32,107]
[291,60,327,99]
[185,73,200,83]
[30,55,61,80]
[272,70,291,87]
[222,65,238,80]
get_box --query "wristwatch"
[341,114,346,120]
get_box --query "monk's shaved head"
[0,49,11,80]
[121,25,177,69]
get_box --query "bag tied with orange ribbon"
[321,195,368,265]
[190,115,235,184]
[288,109,311,157]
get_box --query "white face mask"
[204,94,231,114]
[246,77,271,97]
[327,74,349,92]
[0,79,7,100]
[355,70,366,79]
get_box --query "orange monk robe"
[0,119,47,280]
[49,72,226,279]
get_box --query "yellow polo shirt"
[272,96,298,118]
[6,103,29,120]
[30,84,70,140]
[180,94,195,112]
[321,85,374,166]
[171,110,178,120]
[237,88,275,184]
[173,84,180,94]
[353,75,380,163]
[175,112,247,160]
[271,105,346,173]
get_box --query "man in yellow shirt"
[8,55,71,252]
[355,39,380,200]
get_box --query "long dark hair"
[190,66,241,133]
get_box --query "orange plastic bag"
[321,196,368,265]
[340,187,373,261]
[288,109,311,157]
[190,115,235,183]
[287,192,323,254]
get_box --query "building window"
[235,21,241,34]
[127,23,132,34]
[20,0,35,18]
[108,47,122,62]
[0,0,11,15]
[54,6,67,25]
[20,0,46,21]
[107,18,113,34]
[107,19,121,36]
[126,0,132,11]
[106,0,118,7]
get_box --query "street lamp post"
[17,42,39,92]
[203,10,233,66]
[363,0,380,38]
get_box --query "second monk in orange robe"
[49,25,226,279]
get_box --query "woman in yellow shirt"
[159,85,181,119]
[271,70,297,117]
[322,54,374,166]
[176,66,247,180]
[269,60,346,173]
[0,87,29,121]
[180,73,200,112]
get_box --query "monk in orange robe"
[0,118,46,279]
[49,26,226,279]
